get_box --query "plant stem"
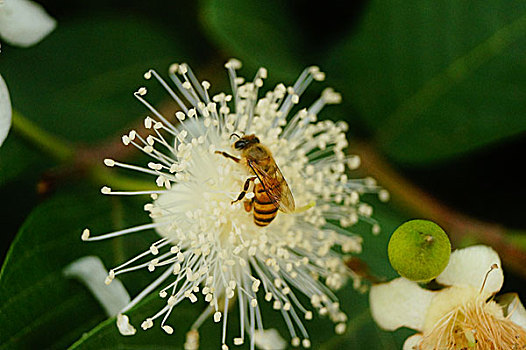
[353,140,526,278]
[11,110,75,162]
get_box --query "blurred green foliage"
[327,0,526,164]
[0,0,524,349]
[0,16,191,185]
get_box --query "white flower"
[83,59,386,349]
[0,0,56,47]
[370,245,526,350]
[0,74,11,146]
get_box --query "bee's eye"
[234,140,247,149]
[254,137,260,143]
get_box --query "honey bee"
[215,134,295,226]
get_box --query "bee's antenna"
[230,133,241,141]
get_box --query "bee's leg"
[215,151,241,163]
[243,198,253,212]
[232,176,256,205]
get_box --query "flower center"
[151,142,256,242]
[420,290,526,349]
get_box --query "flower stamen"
[480,263,499,294]
[420,296,526,349]
[85,60,385,347]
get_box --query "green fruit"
[388,220,451,282]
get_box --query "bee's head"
[231,133,260,150]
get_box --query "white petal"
[509,297,526,331]
[423,285,479,332]
[116,314,136,336]
[499,293,526,331]
[436,245,503,295]
[0,74,11,146]
[0,0,56,47]
[63,256,131,317]
[403,333,424,350]
[254,329,287,350]
[369,277,434,331]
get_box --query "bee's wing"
[248,159,296,213]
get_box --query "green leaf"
[326,1,526,164]
[0,132,51,186]
[0,15,191,185]
[0,188,159,349]
[200,0,303,81]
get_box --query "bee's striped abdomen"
[253,183,278,226]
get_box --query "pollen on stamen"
[141,318,153,330]
[144,116,153,129]
[176,111,186,121]
[258,67,268,79]
[146,136,155,146]
[335,323,346,334]
[322,88,342,104]
[378,189,390,202]
[121,135,131,146]
[188,108,197,118]
[104,274,114,285]
[101,186,111,194]
[309,66,325,81]
[149,244,159,255]
[81,228,90,241]
[224,58,242,69]
[178,63,188,75]
[168,63,179,74]
[103,158,115,167]
[347,155,361,170]
[162,325,174,334]
[291,337,300,347]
